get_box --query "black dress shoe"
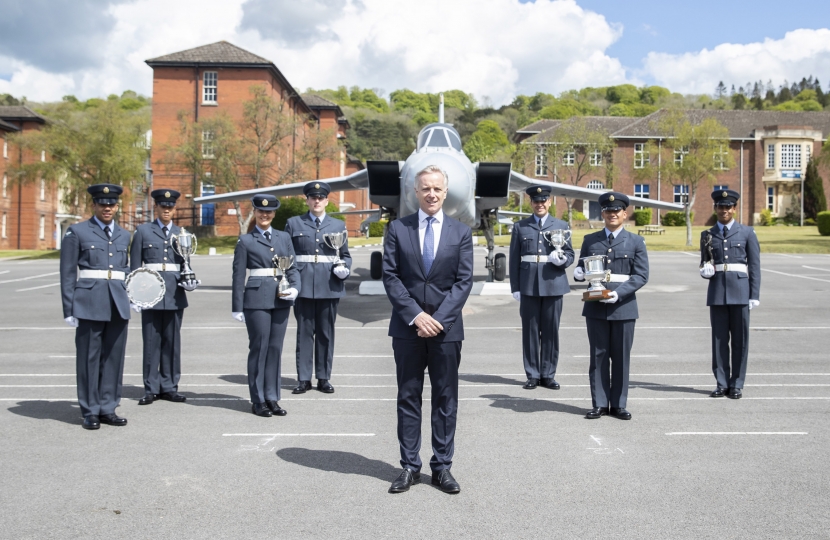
[431,469,461,494]
[389,468,420,493]
[157,392,186,403]
[138,393,156,405]
[710,387,726,398]
[317,379,335,393]
[585,407,609,419]
[727,388,742,399]
[292,381,312,394]
[610,407,632,420]
[82,415,100,430]
[100,413,127,426]
[265,400,287,416]
[540,378,560,390]
[251,403,272,417]
[523,378,539,390]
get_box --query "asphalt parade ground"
[1,245,829,539]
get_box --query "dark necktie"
[162,226,168,237]
[264,231,271,242]
[315,217,321,228]
[423,216,435,274]
[105,226,111,239]
[723,225,729,236]
[608,233,614,242]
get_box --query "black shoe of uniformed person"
[266,400,287,416]
[710,387,726,398]
[138,393,156,405]
[610,407,632,420]
[100,413,128,426]
[389,468,420,493]
[727,388,742,399]
[523,378,539,390]
[317,379,334,393]
[158,391,186,403]
[585,407,609,419]
[431,469,461,494]
[292,381,312,394]
[82,415,100,430]
[540,378,560,390]
[251,403,272,417]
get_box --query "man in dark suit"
[573,192,648,420]
[509,185,574,389]
[129,189,197,406]
[286,181,352,395]
[60,184,132,430]
[383,165,474,494]
[699,188,761,399]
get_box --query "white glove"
[700,262,715,278]
[600,291,619,304]
[130,303,142,313]
[512,291,521,302]
[749,299,760,310]
[64,316,78,327]
[282,287,299,301]
[548,251,566,266]
[232,312,246,323]
[178,279,201,291]
[573,267,585,281]
[333,266,350,280]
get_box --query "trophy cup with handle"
[172,227,198,283]
[542,229,572,257]
[272,254,294,297]
[323,231,348,267]
[581,254,613,302]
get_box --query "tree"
[804,158,827,220]
[463,120,513,162]
[637,111,734,246]
[715,81,727,99]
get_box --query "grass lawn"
[0,250,61,260]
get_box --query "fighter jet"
[194,95,681,281]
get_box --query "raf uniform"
[699,189,761,399]
[574,192,648,420]
[129,189,192,405]
[509,185,574,389]
[232,195,300,417]
[285,182,352,394]
[60,184,131,429]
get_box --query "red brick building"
[515,110,830,226]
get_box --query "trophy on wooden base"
[581,254,613,302]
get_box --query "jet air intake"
[366,160,401,209]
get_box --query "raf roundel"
[262,199,269,207]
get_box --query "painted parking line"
[3,397,830,402]
[3,372,830,378]
[666,432,807,435]
[4,383,830,389]
[762,268,830,283]
[16,282,60,292]
[222,433,375,437]
[0,272,60,284]
[4,325,830,331]
[802,265,830,273]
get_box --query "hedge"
[661,211,694,226]
[271,198,339,231]
[561,209,587,221]
[632,208,652,226]
[818,211,830,236]
[368,220,388,237]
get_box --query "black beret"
[87,183,122,205]
[598,191,629,211]
[151,189,181,207]
[525,185,551,201]
[712,188,739,206]
[304,182,331,198]
[251,194,279,211]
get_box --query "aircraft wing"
[497,210,531,217]
[509,170,683,211]
[193,169,369,204]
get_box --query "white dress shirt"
[604,226,624,240]
[93,215,114,232]
[418,208,444,256]
[256,225,274,238]
[309,211,326,224]
[156,219,172,236]
[717,219,735,234]
[535,213,548,228]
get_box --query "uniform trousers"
[586,317,635,409]
[709,305,750,389]
[75,311,129,417]
[141,309,184,394]
[244,307,290,404]
[293,297,338,381]
[519,295,563,380]
[393,338,461,473]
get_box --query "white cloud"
[644,29,830,95]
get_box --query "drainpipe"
[739,141,744,224]
[17,141,22,249]
[194,65,200,227]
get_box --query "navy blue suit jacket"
[382,212,474,342]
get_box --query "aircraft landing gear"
[481,210,505,282]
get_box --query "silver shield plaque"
[126,267,166,309]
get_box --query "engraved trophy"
[172,227,198,283]
[581,254,613,302]
[272,255,294,297]
[701,232,714,268]
[542,229,572,257]
[322,231,348,267]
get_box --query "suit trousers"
[709,305,750,389]
[519,295,563,380]
[141,309,184,394]
[75,312,129,417]
[244,307,290,404]
[585,317,635,409]
[393,338,462,473]
[293,297,338,381]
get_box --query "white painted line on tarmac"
[222,433,375,437]
[4,325,830,331]
[16,282,60,292]
[775,254,804,259]
[0,270,9,275]
[666,432,807,435]
[0,272,60,284]
[4,372,830,378]
[762,268,830,283]
[574,355,657,358]
[802,265,830,272]
[3,396,830,402]
[679,252,698,257]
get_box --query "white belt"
[715,263,748,274]
[521,255,548,263]
[607,274,630,283]
[144,263,180,272]
[78,269,125,280]
[249,268,282,277]
[295,255,338,263]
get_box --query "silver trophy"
[172,227,198,283]
[126,267,166,309]
[581,254,612,302]
[542,229,572,256]
[323,231,348,267]
[272,255,294,297]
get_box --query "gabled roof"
[0,105,47,124]
[301,94,339,109]
[522,116,640,143]
[0,118,20,132]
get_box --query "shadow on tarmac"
[480,394,587,415]
[459,373,522,386]
[337,294,391,326]
[629,381,710,395]
[180,392,252,413]
[276,448,410,483]
[7,400,82,424]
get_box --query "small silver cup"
[172,227,198,283]
[323,231,348,267]
[272,255,294,297]
[542,229,572,256]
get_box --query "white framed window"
[780,143,801,169]
[767,186,775,211]
[562,148,575,166]
[2,173,6,198]
[673,184,689,204]
[586,180,604,190]
[203,71,218,104]
[40,179,45,200]
[201,131,215,158]
[634,184,650,199]
[634,143,648,169]
[1,213,6,238]
[714,185,729,191]
[767,144,774,169]
[534,145,547,177]
[714,145,729,170]
[589,149,602,166]
[674,145,689,166]
[39,215,45,240]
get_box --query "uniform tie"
[607,233,614,241]
[264,231,271,242]
[162,226,168,237]
[423,216,435,274]
[105,226,111,239]
[315,217,321,228]
[723,225,729,236]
